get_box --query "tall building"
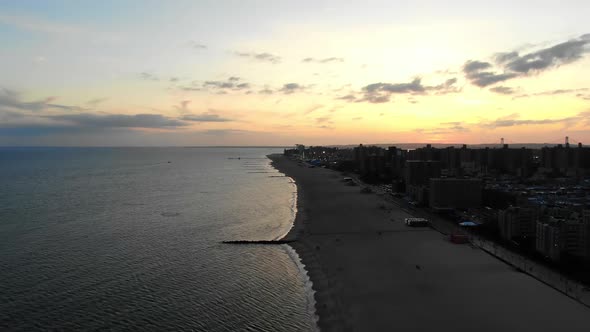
[388,146,406,179]
[429,178,482,209]
[536,219,562,261]
[498,207,539,241]
[540,143,590,176]
[535,212,590,262]
[405,160,441,186]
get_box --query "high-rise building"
[405,160,441,186]
[498,207,539,241]
[429,178,482,209]
[535,212,590,262]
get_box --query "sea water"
[0,147,315,331]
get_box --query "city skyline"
[1,1,590,146]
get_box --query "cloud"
[0,88,87,112]
[429,78,461,94]
[86,98,108,106]
[234,51,281,64]
[358,94,390,104]
[46,103,89,112]
[204,81,234,89]
[302,57,344,63]
[47,113,187,128]
[189,41,207,49]
[201,78,251,92]
[463,60,492,73]
[543,88,588,95]
[489,86,516,95]
[465,34,590,87]
[480,111,590,128]
[504,39,589,74]
[352,77,459,103]
[0,89,48,111]
[258,88,274,95]
[315,116,332,124]
[304,104,323,115]
[139,72,159,81]
[494,52,519,64]
[280,83,304,94]
[364,78,426,94]
[416,122,470,136]
[180,113,232,122]
[462,62,518,87]
[513,88,588,99]
[336,94,357,102]
[174,100,191,112]
[0,124,89,137]
[180,86,201,92]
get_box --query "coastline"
[269,154,345,331]
[268,153,590,331]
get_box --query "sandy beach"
[269,154,590,332]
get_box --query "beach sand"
[270,154,590,332]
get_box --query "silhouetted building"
[498,207,539,241]
[429,178,482,209]
[536,213,590,262]
[540,143,590,177]
[405,160,441,186]
[536,219,562,261]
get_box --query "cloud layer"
[464,34,590,87]
[341,77,460,103]
[234,51,281,64]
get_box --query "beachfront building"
[536,219,562,261]
[429,178,482,210]
[536,213,590,262]
[405,160,441,186]
[498,206,539,242]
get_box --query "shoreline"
[268,153,590,331]
[269,154,345,331]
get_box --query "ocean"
[0,147,316,331]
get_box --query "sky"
[1,0,590,146]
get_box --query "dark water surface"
[0,147,315,331]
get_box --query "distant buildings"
[284,142,590,263]
[540,143,590,177]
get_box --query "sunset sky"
[1,0,590,146]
